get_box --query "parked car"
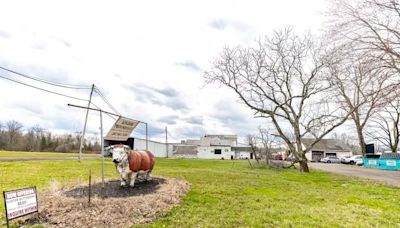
[341,155,363,165]
[239,153,250,159]
[340,155,351,163]
[356,159,363,166]
[321,156,341,163]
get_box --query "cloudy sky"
[0,0,329,143]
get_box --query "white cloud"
[0,0,328,143]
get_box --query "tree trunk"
[357,134,366,155]
[355,121,366,155]
[393,119,399,153]
[299,160,309,173]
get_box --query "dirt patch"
[22,177,190,228]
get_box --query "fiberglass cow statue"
[106,144,155,187]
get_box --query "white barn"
[133,138,173,158]
[173,135,250,159]
[197,145,234,159]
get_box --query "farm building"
[104,137,172,158]
[232,143,253,159]
[173,145,198,158]
[301,138,353,162]
[172,135,251,159]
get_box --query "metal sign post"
[100,110,105,188]
[145,122,148,150]
[79,84,95,162]
[3,191,9,228]
[165,126,168,158]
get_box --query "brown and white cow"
[106,144,155,187]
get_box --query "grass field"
[0,151,97,157]
[1,158,400,227]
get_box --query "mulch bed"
[21,177,190,228]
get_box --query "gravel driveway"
[309,163,400,187]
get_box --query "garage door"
[312,151,324,162]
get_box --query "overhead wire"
[0,66,121,121]
[94,87,121,115]
[0,66,92,89]
[0,74,89,102]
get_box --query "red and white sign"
[3,187,38,220]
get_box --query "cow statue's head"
[105,144,131,164]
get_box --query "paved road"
[0,156,100,162]
[309,163,400,187]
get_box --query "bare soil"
[22,177,191,228]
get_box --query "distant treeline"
[0,120,100,153]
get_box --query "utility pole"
[79,84,95,162]
[165,126,168,158]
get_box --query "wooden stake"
[88,169,92,206]
[247,158,253,169]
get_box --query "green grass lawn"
[0,150,98,157]
[1,158,400,227]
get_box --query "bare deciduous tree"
[257,126,277,165]
[367,96,400,152]
[0,120,100,153]
[328,0,400,75]
[6,120,23,150]
[0,121,5,149]
[325,47,395,155]
[24,125,44,151]
[332,132,360,153]
[246,134,259,162]
[205,28,355,173]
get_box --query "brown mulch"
[22,177,191,228]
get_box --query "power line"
[96,88,120,115]
[94,87,121,115]
[0,67,121,120]
[0,66,92,89]
[0,74,89,102]
[91,102,118,120]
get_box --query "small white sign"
[3,187,38,220]
[386,160,396,166]
[105,116,139,141]
[368,160,377,165]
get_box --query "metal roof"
[302,138,351,151]
[173,145,198,155]
[380,153,400,159]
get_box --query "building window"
[225,149,229,152]
[214,149,222,154]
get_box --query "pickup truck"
[341,155,363,165]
